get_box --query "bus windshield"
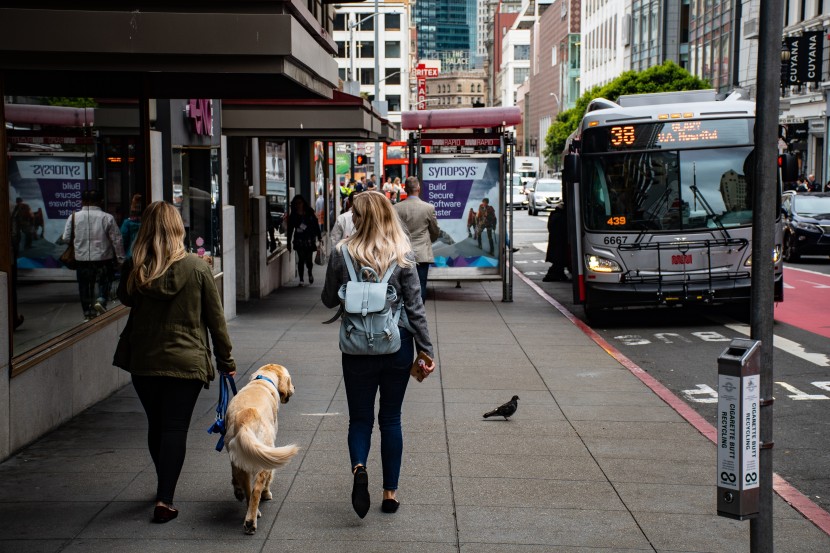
[582,146,754,232]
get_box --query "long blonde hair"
[127,201,188,294]
[342,191,414,275]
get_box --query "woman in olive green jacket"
[115,201,235,524]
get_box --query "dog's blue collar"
[254,374,278,391]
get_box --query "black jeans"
[75,260,114,315]
[132,375,204,504]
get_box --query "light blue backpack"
[337,248,401,355]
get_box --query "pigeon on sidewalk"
[483,395,519,420]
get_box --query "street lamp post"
[348,11,381,85]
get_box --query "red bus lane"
[775,267,830,339]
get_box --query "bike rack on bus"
[618,237,750,303]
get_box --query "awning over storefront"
[0,5,338,99]
[222,91,399,142]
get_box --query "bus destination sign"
[587,118,752,152]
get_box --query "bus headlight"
[586,254,622,273]
[744,245,781,267]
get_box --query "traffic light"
[355,154,367,165]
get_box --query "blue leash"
[207,372,238,452]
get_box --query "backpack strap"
[343,247,397,284]
[380,260,397,283]
[341,247,359,282]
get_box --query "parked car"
[782,192,830,261]
[527,178,563,215]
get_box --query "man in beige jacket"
[394,176,440,301]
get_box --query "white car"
[527,178,563,215]
[506,175,529,209]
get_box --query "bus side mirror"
[563,154,580,183]
[778,153,797,182]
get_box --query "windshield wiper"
[690,162,731,241]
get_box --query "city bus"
[561,90,784,320]
[383,141,410,182]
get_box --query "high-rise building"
[580,0,627,92]
[625,1,690,72]
[333,2,410,124]
[414,0,477,71]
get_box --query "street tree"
[543,61,710,167]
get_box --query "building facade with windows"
[500,28,531,107]
[424,71,488,109]
[580,0,627,93]
[413,0,477,71]
[625,0,690,72]
[522,0,581,175]
[333,2,410,122]
[778,1,830,186]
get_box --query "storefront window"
[172,147,222,273]
[6,96,144,356]
[265,141,288,254]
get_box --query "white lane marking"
[655,333,693,344]
[786,266,830,278]
[783,282,795,289]
[718,320,830,367]
[775,382,829,400]
[691,331,731,342]
[683,384,719,403]
[533,242,548,252]
[798,279,830,289]
[813,382,830,392]
[615,335,652,345]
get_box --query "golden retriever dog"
[225,364,299,534]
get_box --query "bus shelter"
[400,107,521,300]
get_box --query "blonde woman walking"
[321,191,436,518]
[115,201,236,524]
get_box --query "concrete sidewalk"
[1,276,829,552]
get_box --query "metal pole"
[349,20,354,82]
[374,0,380,180]
[507,132,514,302]
[750,1,784,551]
[374,0,380,105]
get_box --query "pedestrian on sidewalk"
[394,176,440,302]
[120,194,143,258]
[543,200,570,282]
[321,191,436,518]
[114,201,236,524]
[286,194,322,285]
[61,189,125,320]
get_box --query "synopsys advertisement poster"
[420,155,502,278]
[8,154,90,271]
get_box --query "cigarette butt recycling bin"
[716,338,761,520]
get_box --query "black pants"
[132,374,204,504]
[75,260,114,315]
[295,246,315,280]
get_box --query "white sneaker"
[94,302,106,315]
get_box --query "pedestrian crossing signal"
[355,154,367,165]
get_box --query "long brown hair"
[342,191,414,275]
[127,201,188,294]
